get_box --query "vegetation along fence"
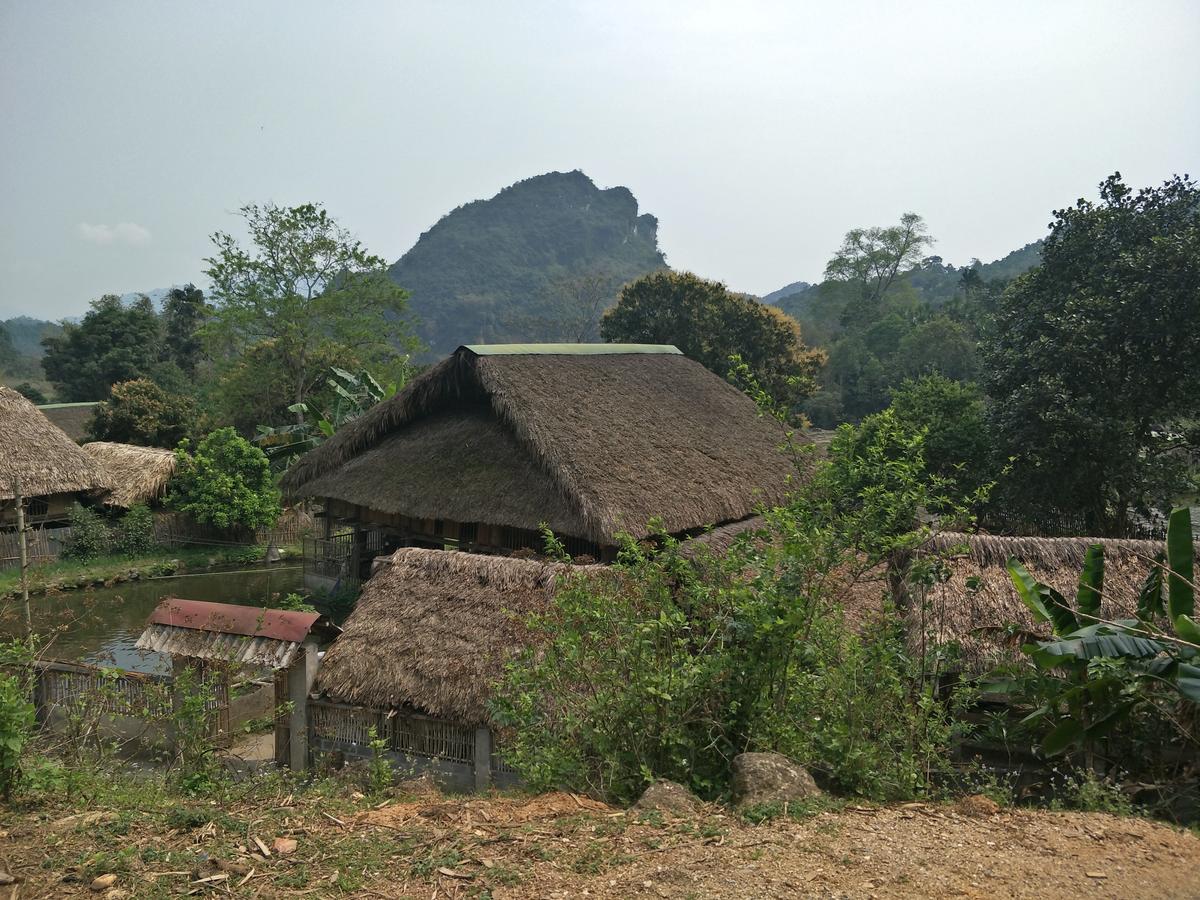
[307,697,518,790]
[30,659,231,746]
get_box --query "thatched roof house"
[284,344,795,562]
[36,401,100,442]
[82,442,177,508]
[316,547,600,722]
[907,532,1187,674]
[0,387,107,523]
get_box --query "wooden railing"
[307,698,517,790]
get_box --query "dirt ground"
[3,785,1198,898]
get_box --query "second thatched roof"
[0,386,107,501]
[905,532,1189,674]
[82,442,177,508]
[315,548,605,722]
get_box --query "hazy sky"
[1,0,1197,320]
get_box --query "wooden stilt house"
[282,344,798,591]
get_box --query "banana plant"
[997,507,1200,757]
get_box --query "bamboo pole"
[12,477,31,638]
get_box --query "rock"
[272,836,298,855]
[90,873,118,892]
[955,794,1000,817]
[633,780,704,816]
[730,752,821,809]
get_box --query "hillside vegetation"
[388,170,666,356]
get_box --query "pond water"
[0,565,304,674]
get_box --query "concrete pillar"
[288,640,320,770]
[474,726,492,792]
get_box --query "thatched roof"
[0,387,107,501]
[906,532,1188,674]
[36,401,100,442]
[82,442,177,508]
[316,548,601,722]
[283,345,796,544]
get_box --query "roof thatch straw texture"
[83,442,177,507]
[283,346,795,543]
[0,387,107,501]
[679,515,767,559]
[906,532,1191,674]
[37,402,100,442]
[316,548,602,722]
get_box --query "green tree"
[983,174,1200,534]
[10,382,46,404]
[41,295,161,400]
[204,203,420,422]
[169,427,281,531]
[888,375,991,497]
[88,378,197,447]
[825,212,933,315]
[600,270,825,408]
[161,284,209,377]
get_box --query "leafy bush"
[494,512,967,804]
[62,503,111,560]
[115,503,155,556]
[985,508,1199,803]
[168,427,281,531]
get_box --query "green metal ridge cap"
[461,343,682,356]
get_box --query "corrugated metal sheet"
[136,623,303,669]
[147,598,331,642]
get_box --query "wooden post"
[287,639,320,770]
[12,477,31,639]
[473,726,492,792]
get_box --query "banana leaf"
[1008,559,1078,635]
[1025,624,1165,664]
[1166,507,1194,621]
[1041,718,1083,755]
[1075,544,1104,618]
[1137,554,1165,621]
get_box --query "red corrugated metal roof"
[147,598,328,642]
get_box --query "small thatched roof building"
[83,442,177,508]
[36,401,100,442]
[906,532,1188,674]
[284,344,796,556]
[316,547,602,722]
[0,387,107,514]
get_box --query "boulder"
[633,780,704,816]
[730,752,821,809]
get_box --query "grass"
[0,544,301,598]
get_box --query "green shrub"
[0,641,36,799]
[115,503,155,556]
[62,503,111,560]
[168,427,281,532]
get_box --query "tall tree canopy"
[204,202,420,421]
[88,378,198,447]
[600,270,825,408]
[984,173,1200,534]
[161,284,209,377]
[41,295,161,400]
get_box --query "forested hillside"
[758,235,1044,426]
[388,171,666,356]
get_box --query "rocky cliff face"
[388,170,666,357]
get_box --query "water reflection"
[0,565,304,674]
